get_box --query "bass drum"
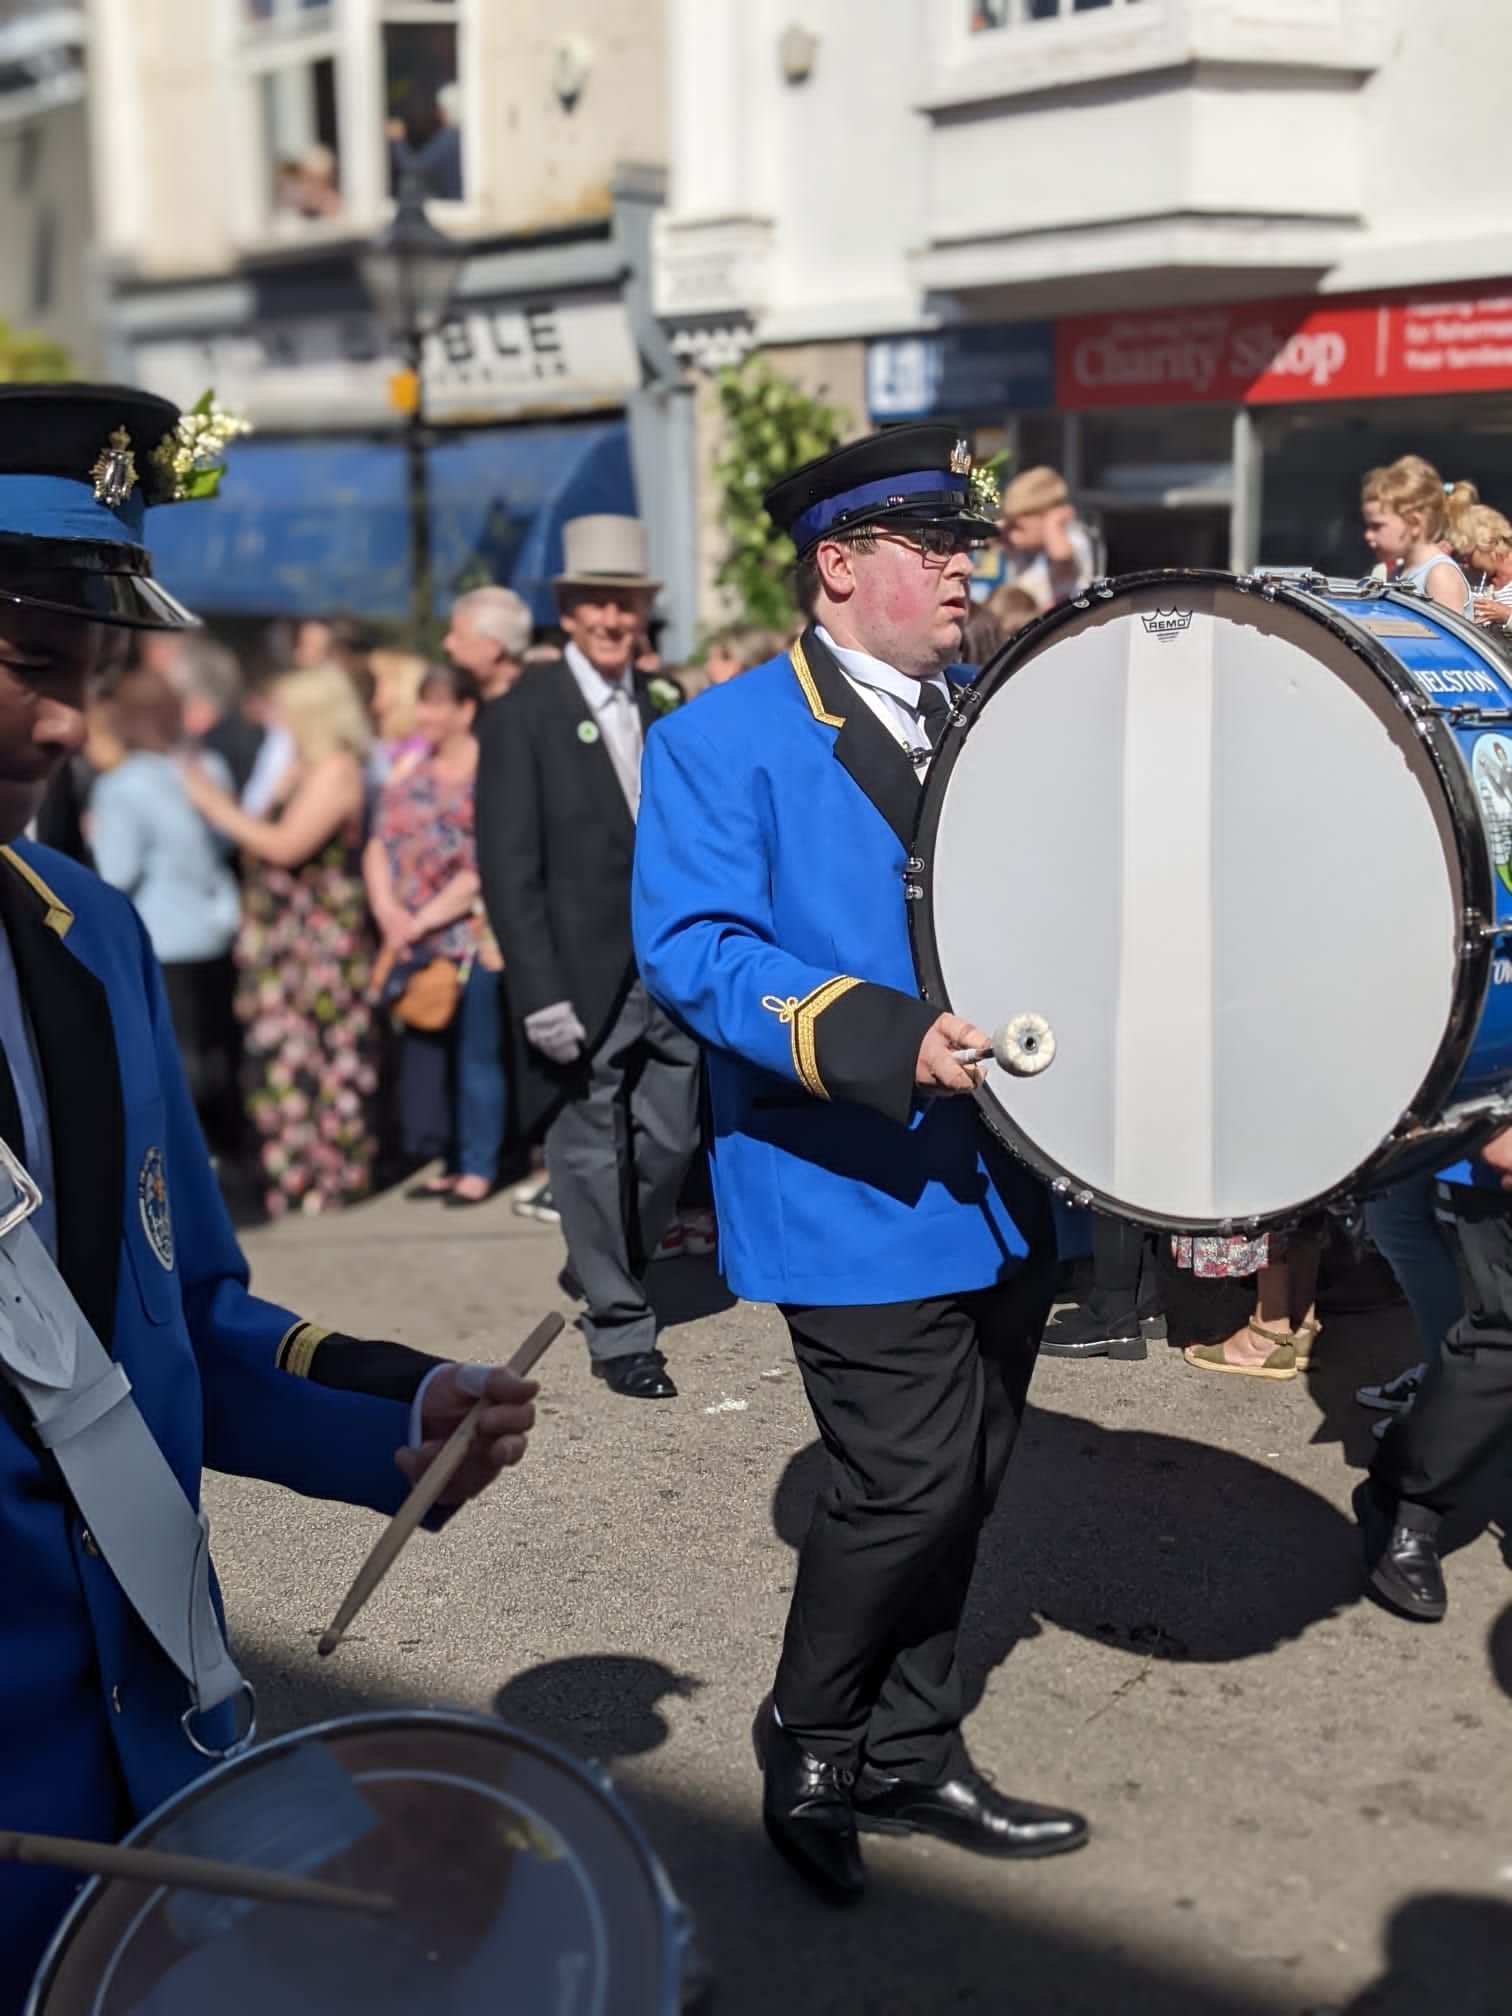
[27,1711,708,2016]
[911,570,1512,1232]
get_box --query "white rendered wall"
[658,0,1512,337]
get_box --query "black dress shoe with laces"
[753,1700,864,1903]
[1354,1478,1447,1621]
[592,1351,677,1400]
[852,1763,1089,1859]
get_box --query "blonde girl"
[1361,456,1475,615]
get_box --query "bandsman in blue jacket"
[632,422,1088,1902]
[0,385,538,2012]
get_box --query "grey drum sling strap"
[0,1136,254,1757]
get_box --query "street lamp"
[358,168,466,640]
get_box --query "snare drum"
[911,571,1512,1231]
[27,1711,706,2016]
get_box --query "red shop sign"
[1056,285,1512,410]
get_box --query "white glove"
[524,1000,588,1065]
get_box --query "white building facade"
[85,0,696,650]
[658,0,1512,608]
[0,3,96,374]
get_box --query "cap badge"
[91,428,138,508]
[949,438,972,477]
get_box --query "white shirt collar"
[565,640,633,709]
[815,626,947,711]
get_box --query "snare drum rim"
[25,1707,692,2016]
[909,567,1496,1232]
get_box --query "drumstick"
[0,1829,392,1916]
[317,1311,565,1658]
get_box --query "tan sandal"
[1291,1317,1321,1371]
[1183,1321,1298,1381]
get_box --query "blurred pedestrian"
[478,515,699,1399]
[88,669,243,1159]
[367,646,429,786]
[161,632,265,800]
[1460,504,1512,631]
[183,665,378,1217]
[995,467,1095,612]
[1361,457,1475,614]
[704,624,788,686]
[444,586,533,706]
[366,663,506,1207]
[1180,1228,1322,1381]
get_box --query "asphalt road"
[205,1181,1512,2015]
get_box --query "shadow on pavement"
[493,1653,704,1759]
[773,1406,1358,1679]
[1487,1602,1512,1697]
[1341,1893,1512,2015]
[235,1638,1289,2016]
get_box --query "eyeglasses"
[874,526,989,563]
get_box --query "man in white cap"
[476,516,698,1399]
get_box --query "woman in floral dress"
[364,661,506,1205]
[184,664,378,1217]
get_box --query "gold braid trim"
[0,847,73,937]
[275,1321,330,1380]
[789,641,846,729]
[762,977,863,1099]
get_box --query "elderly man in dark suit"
[477,517,699,1399]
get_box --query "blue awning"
[144,420,635,625]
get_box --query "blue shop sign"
[867,323,1056,422]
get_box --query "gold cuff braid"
[275,1321,330,1380]
[761,977,863,1099]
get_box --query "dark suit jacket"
[476,660,671,1137]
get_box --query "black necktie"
[916,682,951,749]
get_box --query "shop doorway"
[1097,506,1230,575]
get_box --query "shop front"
[869,279,1512,582]
[119,179,696,648]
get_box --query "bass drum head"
[29,1712,690,2016]
[917,576,1467,1228]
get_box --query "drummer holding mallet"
[632,423,1088,1902]
[0,385,537,2012]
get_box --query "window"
[233,0,468,237]
[382,2,463,203]
[971,0,1145,27]
[239,0,344,229]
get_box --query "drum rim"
[910,567,1497,1232]
[25,1707,692,2016]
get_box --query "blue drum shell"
[1321,588,1512,1104]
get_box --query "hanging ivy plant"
[712,357,849,632]
[0,320,74,382]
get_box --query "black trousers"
[776,1252,1055,1783]
[1375,1187,1512,1528]
[160,956,242,1161]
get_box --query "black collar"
[0,848,123,1350]
[792,626,923,851]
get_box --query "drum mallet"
[952,1013,1057,1077]
[317,1311,565,1658]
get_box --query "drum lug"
[1088,577,1116,601]
[906,855,926,874]
[903,883,924,902]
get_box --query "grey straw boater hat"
[552,514,662,593]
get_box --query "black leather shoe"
[852,1763,1089,1859]
[1039,1301,1152,1360]
[753,1700,864,1903]
[592,1351,677,1400]
[1354,1478,1447,1622]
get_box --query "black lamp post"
[358,169,465,640]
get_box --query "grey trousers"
[545,981,701,1362]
